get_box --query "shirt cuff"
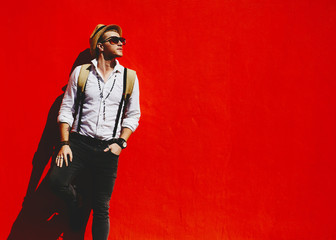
[121,119,139,132]
[57,114,74,127]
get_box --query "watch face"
[122,142,127,148]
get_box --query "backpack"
[74,63,136,138]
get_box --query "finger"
[60,158,63,168]
[64,154,68,167]
[69,152,73,162]
[104,147,110,152]
[64,157,68,167]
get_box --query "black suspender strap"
[76,83,87,132]
[112,68,127,138]
[74,66,129,138]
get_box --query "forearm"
[59,122,71,142]
[119,127,133,142]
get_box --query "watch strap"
[60,141,70,147]
[115,138,127,149]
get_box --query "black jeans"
[49,133,119,240]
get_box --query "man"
[49,24,140,240]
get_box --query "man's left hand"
[104,143,122,155]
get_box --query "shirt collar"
[91,58,123,74]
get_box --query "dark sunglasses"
[101,36,126,45]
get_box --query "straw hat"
[89,24,122,57]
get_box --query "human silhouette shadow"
[7,49,93,240]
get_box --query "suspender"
[76,83,87,133]
[112,68,127,138]
[74,64,135,139]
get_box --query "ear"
[97,42,104,53]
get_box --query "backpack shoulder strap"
[78,63,91,93]
[125,68,136,100]
[79,65,135,97]
[74,63,91,132]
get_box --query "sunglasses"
[101,36,126,45]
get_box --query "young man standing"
[49,24,140,240]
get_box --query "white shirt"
[58,59,140,140]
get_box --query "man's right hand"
[56,145,73,168]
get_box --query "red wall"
[1,0,336,239]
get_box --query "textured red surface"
[1,0,336,239]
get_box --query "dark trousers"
[49,133,119,240]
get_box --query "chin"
[111,54,122,59]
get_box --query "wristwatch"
[60,140,70,147]
[115,138,127,149]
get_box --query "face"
[98,30,124,59]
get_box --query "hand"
[104,143,122,156]
[56,145,73,167]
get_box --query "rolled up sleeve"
[121,74,141,132]
[57,67,80,126]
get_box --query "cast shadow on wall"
[7,49,93,240]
